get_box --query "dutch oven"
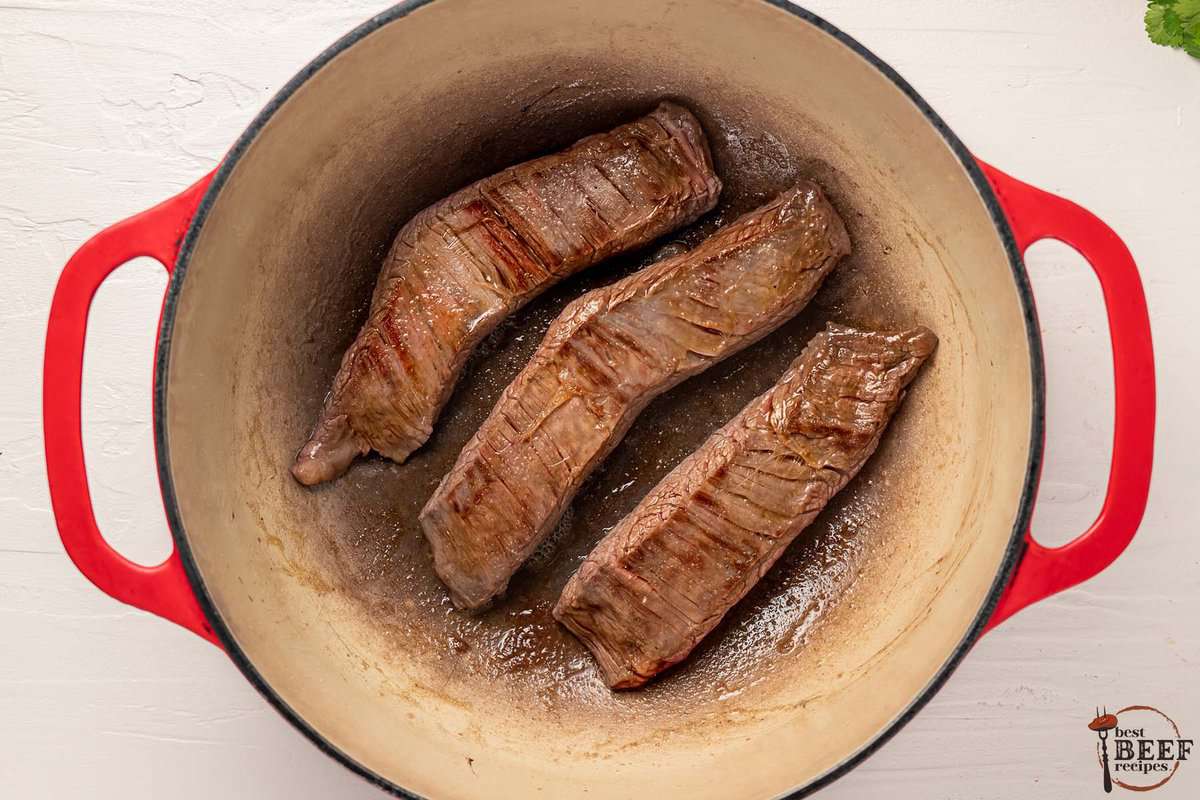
[43,1,1155,797]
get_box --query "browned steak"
[554,324,937,689]
[291,102,721,485]
[420,183,852,610]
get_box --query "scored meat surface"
[291,102,722,485]
[420,183,852,610]
[554,324,937,689]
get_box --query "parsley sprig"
[1146,0,1200,58]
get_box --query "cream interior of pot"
[163,0,1035,797]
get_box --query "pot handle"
[43,173,222,646]
[976,160,1155,632]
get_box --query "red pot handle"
[977,160,1155,632]
[43,173,222,647]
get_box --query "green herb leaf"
[1165,8,1186,43]
[1147,6,1173,44]
[1146,0,1200,58]
[1174,0,1200,19]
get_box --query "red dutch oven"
[43,1,1155,798]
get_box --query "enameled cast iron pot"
[43,1,1156,797]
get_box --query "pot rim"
[153,1,1046,797]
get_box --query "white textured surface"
[3,1,1198,797]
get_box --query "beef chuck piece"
[291,101,721,486]
[420,183,851,610]
[554,324,937,689]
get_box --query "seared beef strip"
[420,183,851,609]
[554,324,936,688]
[291,102,721,485]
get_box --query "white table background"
[3,1,1198,797]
